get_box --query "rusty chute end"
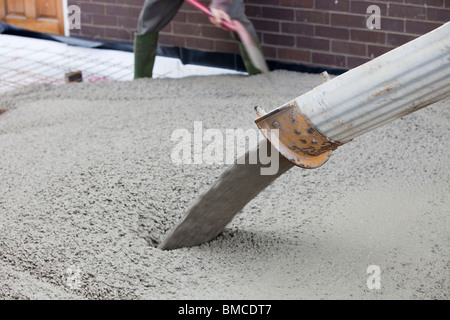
[254,102,344,169]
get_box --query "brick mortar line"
[248,20,443,29]
[244,4,447,10]
[160,32,231,39]
[79,28,427,41]
[272,46,371,58]
[77,15,445,26]
[251,16,444,23]
[264,46,390,58]
[310,50,371,59]
[259,27,428,37]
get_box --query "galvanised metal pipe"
[255,22,450,169]
[297,22,450,143]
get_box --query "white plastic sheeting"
[0,34,243,93]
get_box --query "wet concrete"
[0,71,448,299]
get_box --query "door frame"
[62,0,69,36]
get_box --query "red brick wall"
[68,0,449,70]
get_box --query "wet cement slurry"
[0,71,448,299]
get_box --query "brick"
[380,18,404,33]
[104,28,131,41]
[405,20,443,34]
[78,25,105,38]
[388,4,426,20]
[347,56,371,69]
[80,12,92,25]
[315,26,349,40]
[405,0,444,7]
[158,34,186,47]
[262,7,295,20]
[312,52,346,67]
[315,0,350,12]
[92,14,117,27]
[246,0,276,5]
[173,23,202,36]
[106,4,130,16]
[281,22,314,35]
[77,3,105,15]
[351,29,386,44]
[263,33,296,47]
[280,0,314,8]
[179,2,195,12]
[295,9,329,24]
[296,36,330,51]
[261,45,277,59]
[278,48,311,63]
[201,26,231,40]
[116,16,138,29]
[160,23,172,34]
[186,12,209,24]
[69,29,82,37]
[129,7,143,18]
[250,18,280,32]
[350,1,387,14]
[446,0,450,8]
[172,11,187,23]
[331,13,367,29]
[386,33,417,46]
[115,0,144,5]
[244,5,262,18]
[427,7,450,21]
[186,37,215,51]
[214,40,239,54]
[367,45,394,58]
[332,40,366,56]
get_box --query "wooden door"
[0,0,64,35]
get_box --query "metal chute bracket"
[254,102,344,169]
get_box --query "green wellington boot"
[238,39,264,76]
[134,32,159,79]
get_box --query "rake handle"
[185,0,237,32]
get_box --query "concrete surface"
[0,71,448,299]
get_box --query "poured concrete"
[0,71,448,299]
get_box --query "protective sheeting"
[0,34,243,93]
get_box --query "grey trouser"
[136,0,258,40]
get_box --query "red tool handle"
[185,0,237,32]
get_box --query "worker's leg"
[134,0,184,79]
[227,0,264,75]
[134,31,159,79]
